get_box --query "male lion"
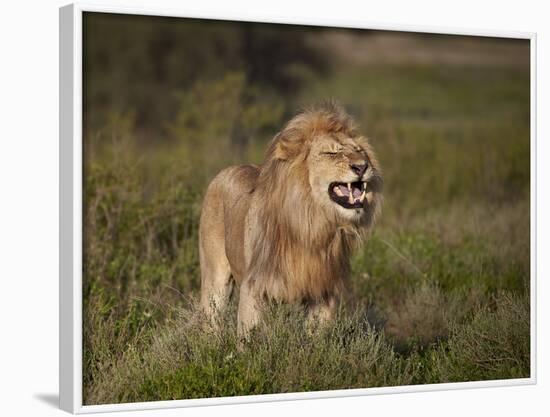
[199,103,382,337]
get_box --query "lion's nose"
[350,162,368,177]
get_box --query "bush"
[431,293,530,382]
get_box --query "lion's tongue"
[336,184,362,200]
[337,184,349,196]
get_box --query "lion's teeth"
[334,186,344,197]
[347,183,353,204]
[359,190,366,202]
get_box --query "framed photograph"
[60,2,536,413]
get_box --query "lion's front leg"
[307,297,337,329]
[237,279,263,340]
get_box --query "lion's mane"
[246,104,382,304]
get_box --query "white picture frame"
[59,2,537,413]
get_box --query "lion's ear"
[272,128,304,161]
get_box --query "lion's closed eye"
[320,145,343,155]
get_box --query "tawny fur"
[199,103,382,336]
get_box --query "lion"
[199,103,382,337]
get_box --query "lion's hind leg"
[199,249,233,328]
[199,183,234,329]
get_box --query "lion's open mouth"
[328,181,368,209]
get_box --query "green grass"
[84,293,529,404]
[82,46,531,404]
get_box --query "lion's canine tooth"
[347,183,354,204]
[359,183,367,203]
[334,186,344,197]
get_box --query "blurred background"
[82,12,530,403]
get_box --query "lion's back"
[204,165,259,211]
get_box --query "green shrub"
[431,293,530,382]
